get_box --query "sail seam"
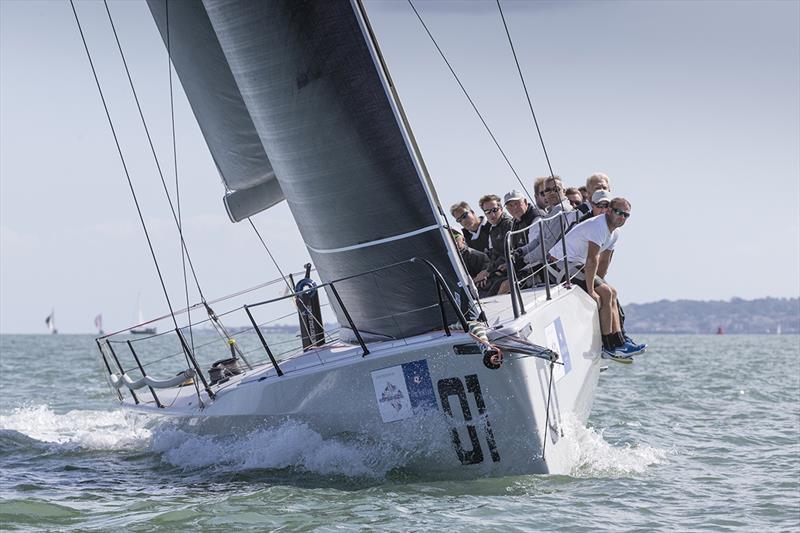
[306,224,440,254]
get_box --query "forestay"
[147,0,473,340]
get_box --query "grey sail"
[147,0,284,221]
[151,0,473,339]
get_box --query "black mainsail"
[148,0,473,339]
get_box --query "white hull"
[112,285,601,477]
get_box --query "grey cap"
[591,190,611,204]
[503,190,525,205]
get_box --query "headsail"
[149,0,473,339]
[148,0,284,222]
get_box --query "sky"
[1,0,798,334]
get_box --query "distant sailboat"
[716,326,724,335]
[129,295,156,335]
[45,310,58,335]
[95,313,104,336]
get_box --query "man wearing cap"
[576,173,611,216]
[548,197,645,360]
[578,189,611,222]
[502,190,544,287]
[504,190,543,249]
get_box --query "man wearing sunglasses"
[578,189,611,223]
[576,173,611,216]
[450,201,490,254]
[518,176,577,269]
[533,177,549,211]
[471,194,512,297]
[549,197,645,360]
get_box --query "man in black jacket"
[451,231,489,277]
[472,194,512,296]
[450,201,490,254]
[504,190,544,286]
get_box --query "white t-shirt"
[548,214,618,264]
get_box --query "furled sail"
[150,0,473,339]
[148,0,284,222]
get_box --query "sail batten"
[306,225,440,254]
[152,0,473,338]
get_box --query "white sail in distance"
[45,310,57,334]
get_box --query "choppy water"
[0,334,798,531]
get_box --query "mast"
[350,0,476,312]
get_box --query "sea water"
[0,334,798,531]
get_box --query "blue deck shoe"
[624,335,647,353]
[601,347,634,364]
[615,341,646,356]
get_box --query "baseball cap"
[591,190,611,204]
[503,190,525,205]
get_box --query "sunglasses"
[483,206,502,215]
[537,191,546,197]
[543,187,562,194]
[612,207,630,218]
[455,211,470,223]
[594,202,609,209]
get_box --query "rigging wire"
[73,0,204,404]
[496,0,557,182]
[541,359,556,461]
[164,0,204,397]
[246,217,328,337]
[69,0,180,334]
[496,0,571,286]
[166,3,189,323]
[102,0,208,305]
[407,0,533,203]
[165,0,196,355]
[247,218,296,296]
[104,0,249,363]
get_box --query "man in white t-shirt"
[549,197,644,360]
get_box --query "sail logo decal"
[371,359,437,423]
[545,317,572,380]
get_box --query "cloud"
[0,225,39,255]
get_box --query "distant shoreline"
[6,297,798,335]
[624,297,799,335]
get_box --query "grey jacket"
[521,199,579,264]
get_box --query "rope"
[69,0,179,334]
[407,0,533,203]
[541,359,556,461]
